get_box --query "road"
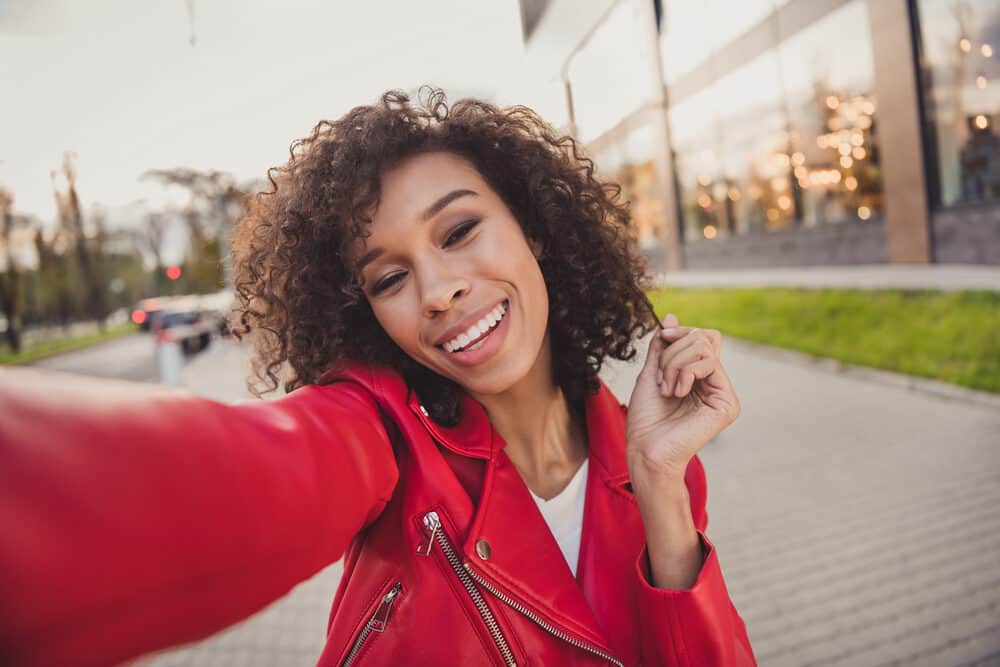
[30,332,159,383]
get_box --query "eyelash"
[371,219,481,295]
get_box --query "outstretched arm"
[0,368,399,667]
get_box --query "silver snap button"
[475,539,492,560]
[419,404,429,417]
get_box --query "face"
[354,151,550,396]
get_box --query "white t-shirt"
[528,459,589,577]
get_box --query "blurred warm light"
[131,309,147,325]
[698,175,711,187]
[858,115,872,129]
[166,265,182,281]
[825,95,840,110]
[776,153,791,168]
[798,178,810,189]
[851,132,865,147]
[982,44,994,58]
[852,146,866,160]
[697,193,713,208]
[792,152,805,166]
[840,155,854,168]
[809,169,842,187]
[838,143,852,156]
[703,225,717,239]
[861,101,876,115]
[858,206,872,220]
[748,184,763,200]
[974,114,989,130]
[766,208,780,222]
[771,176,789,191]
[794,165,809,179]
[817,136,828,149]
[777,195,792,211]
[845,176,859,191]
[728,187,741,201]
[977,75,988,90]
[960,38,972,52]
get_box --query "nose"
[420,259,470,317]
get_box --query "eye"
[372,272,405,295]
[444,219,480,247]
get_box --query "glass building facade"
[520,0,1000,267]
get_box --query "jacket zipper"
[463,563,624,667]
[341,581,403,667]
[421,511,518,667]
[421,511,623,667]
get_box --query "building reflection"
[518,0,1000,268]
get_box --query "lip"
[433,298,508,348]
[439,299,511,367]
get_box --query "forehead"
[373,152,486,226]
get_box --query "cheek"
[370,303,420,354]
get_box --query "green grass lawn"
[646,287,1000,394]
[0,323,136,366]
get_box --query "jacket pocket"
[340,580,403,667]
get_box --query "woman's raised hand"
[625,313,741,484]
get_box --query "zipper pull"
[418,511,440,557]
[371,582,402,633]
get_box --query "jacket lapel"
[322,363,636,653]
[459,380,634,654]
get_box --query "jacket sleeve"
[0,367,399,667]
[634,455,756,666]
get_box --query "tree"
[0,188,24,352]
[142,168,251,291]
[52,153,110,329]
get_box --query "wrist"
[626,451,689,491]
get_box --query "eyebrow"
[356,188,479,272]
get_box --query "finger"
[658,325,694,344]
[699,354,737,396]
[659,335,713,396]
[675,356,718,397]
[662,312,679,329]
[638,326,667,384]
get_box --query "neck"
[470,331,587,490]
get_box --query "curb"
[726,337,1000,412]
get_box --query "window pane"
[916,0,1000,207]
[569,0,658,142]
[714,49,794,234]
[778,0,883,225]
[668,84,728,242]
[660,0,776,83]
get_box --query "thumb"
[637,324,666,385]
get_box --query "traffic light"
[166,265,182,281]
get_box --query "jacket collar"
[321,361,633,653]
[320,361,628,480]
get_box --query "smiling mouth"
[439,299,508,354]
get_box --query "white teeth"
[443,300,508,353]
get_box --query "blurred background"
[1,1,998,666]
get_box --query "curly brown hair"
[231,87,659,426]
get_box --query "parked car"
[151,309,220,355]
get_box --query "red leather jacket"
[0,363,755,666]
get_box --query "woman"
[0,89,755,666]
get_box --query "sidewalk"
[141,335,1000,666]
[653,263,1000,291]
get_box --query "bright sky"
[0,0,534,224]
